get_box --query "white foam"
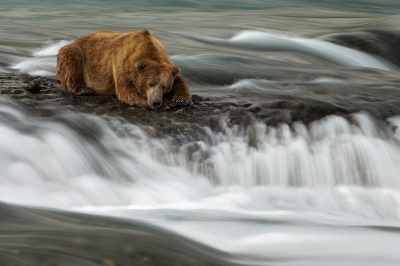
[311,77,345,83]
[32,40,72,57]
[10,40,71,76]
[11,57,57,76]
[0,99,399,225]
[186,30,396,71]
[1,98,400,262]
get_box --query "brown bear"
[56,29,192,109]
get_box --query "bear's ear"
[135,61,147,71]
[142,29,150,36]
[170,65,180,77]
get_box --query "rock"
[288,102,305,111]
[26,80,41,93]
[191,94,202,104]
[2,72,400,136]
[246,104,261,113]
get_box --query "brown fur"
[56,29,192,109]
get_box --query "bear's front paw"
[171,96,193,107]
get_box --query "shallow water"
[1,0,400,265]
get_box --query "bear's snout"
[152,99,162,108]
[147,85,163,109]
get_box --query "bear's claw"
[77,88,96,96]
[171,96,192,106]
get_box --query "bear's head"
[133,61,180,109]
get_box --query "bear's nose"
[152,99,162,108]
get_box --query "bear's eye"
[161,85,167,90]
[148,82,156,87]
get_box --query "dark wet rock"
[1,73,400,137]
[246,104,262,113]
[324,29,400,68]
[288,102,306,111]
[26,80,42,93]
[12,89,25,94]
[191,94,202,104]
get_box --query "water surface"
[1,0,400,265]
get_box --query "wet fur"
[56,29,192,109]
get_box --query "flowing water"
[1,0,400,265]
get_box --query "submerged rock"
[324,29,400,69]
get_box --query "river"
[1,0,400,265]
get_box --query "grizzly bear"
[56,29,192,109]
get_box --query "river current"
[1,0,400,265]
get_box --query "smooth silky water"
[1,0,400,265]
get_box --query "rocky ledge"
[1,73,400,138]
